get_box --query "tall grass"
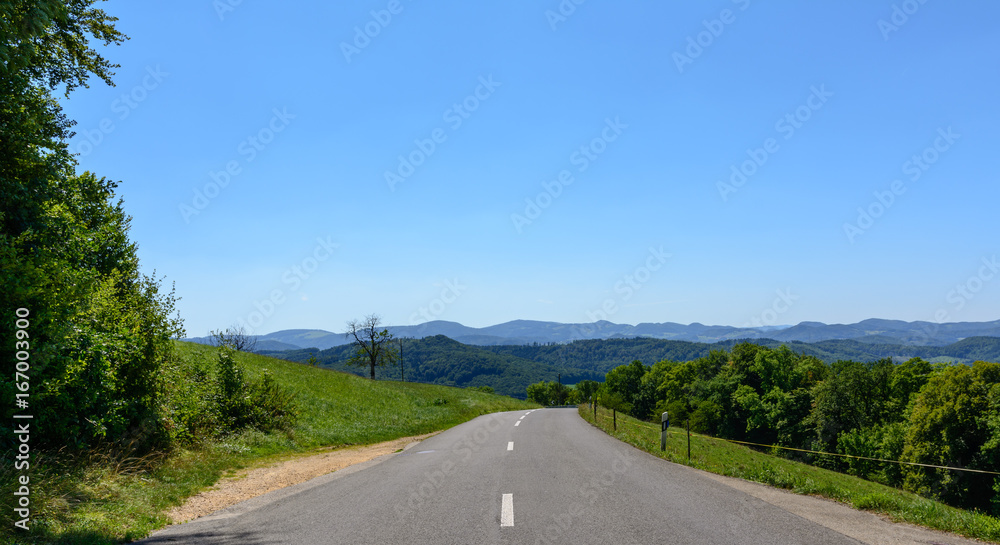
[1,342,537,544]
[580,404,1000,543]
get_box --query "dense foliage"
[524,379,599,406]
[0,1,193,451]
[592,342,1000,514]
[212,346,299,434]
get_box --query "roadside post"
[660,412,669,451]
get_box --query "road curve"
[138,408,973,544]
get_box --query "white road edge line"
[501,493,513,527]
[507,441,513,451]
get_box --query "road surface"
[139,408,978,544]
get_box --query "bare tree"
[210,322,258,353]
[345,314,398,380]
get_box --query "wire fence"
[706,436,1000,475]
[588,405,1000,476]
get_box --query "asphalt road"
[140,408,868,544]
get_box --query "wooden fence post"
[687,419,691,461]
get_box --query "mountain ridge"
[259,335,1000,398]
[185,318,1000,349]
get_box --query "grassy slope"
[4,342,537,544]
[579,405,1000,544]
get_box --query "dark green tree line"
[594,342,1000,514]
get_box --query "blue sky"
[61,0,1000,337]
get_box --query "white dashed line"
[507,441,513,451]
[519,415,526,420]
[514,421,520,427]
[501,494,513,527]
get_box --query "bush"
[247,368,300,433]
[1,172,184,453]
[214,347,299,434]
[161,351,220,444]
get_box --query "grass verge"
[579,404,1000,544]
[1,342,537,544]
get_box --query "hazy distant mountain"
[767,318,1000,345]
[259,335,1000,397]
[184,318,1000,349]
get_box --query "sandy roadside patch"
[166,432,438,524]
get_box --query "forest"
[268,334,1000,400]
[561,343,1000,514]
[268,335,605,398]
[485,335,1000,372]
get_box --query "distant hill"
[255,339,301,351]
[186,318,1000,349]
[261,335,1000,398]
[483,336,1000,375]
[261,335,605,399]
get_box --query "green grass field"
[3,342,537,544]
[579,404,1000,544]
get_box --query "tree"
[901,361,1000,510]
[0,2,188,451]
[656,357,714,423]
[210,323,258,352]
[565,387,583,405]
[807,359,894,452]
[1,1,127,240]
[889,357,932,414]
[525,380,568,405]
[596,387,627,413]
[605,360,646,397]
[576,379,600,404]
[526,381,551,405]
[1,1,126,94]
[345,314,398,379]
[547,381,569,405]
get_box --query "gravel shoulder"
[166,432,439,524]
[694,469,990,545]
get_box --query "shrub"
[214,347,299,434]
